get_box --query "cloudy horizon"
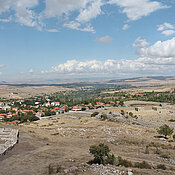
[0,0,175,82]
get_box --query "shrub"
[134,161,151,169]
[101,114,107,120]
[48,164,54,174]
[129,112,133,117]
[117,157,152,169]
[145,145,149,154]
[157,124,173,138]
[173,135,175,141]
[157,164,166,170]
[117,156,133,167]
[154,147,162,155]
[120,110,125,115]
[91,112,99,117]
[105,154,115,165]
[56,165,62,173]
[160,153,170,159]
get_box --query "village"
[0,86,175,125]
[0,96,125,125]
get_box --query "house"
[42,102,50,107]
[12,108,18,112]
[72,105,82,111]
[1,105,11,111]
[51,102,60,106]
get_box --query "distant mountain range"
[107,76,175,83]
[0,76,175,86]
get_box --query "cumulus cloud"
[157,22,175,36]
[95,35,112,44]
[42,57,175,77]
[135,37,175,58]
[109,0,168,21]
[40,37,175,77]
[50,59,145,74]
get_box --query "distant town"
[0,85,175,124]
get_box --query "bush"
[117,157,152,169]
[145,145,149,154]
[134,161,151,169]
[89,143,115,165]
[157,164,166,170]
[101,114,107,120]
[157,124,173,138]
[117,156,133,167]
[121,110,125,115]
[48,163,62,174]
[129,112,133,117]
[173,135,175,141]
[91,112,99,117]
[105,154,115,165]
[48,164,54,174]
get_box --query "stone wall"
[0,128,19,156]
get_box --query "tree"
[89,143,115,165]
[157,124,173,138]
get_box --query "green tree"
[157,124,173,138]
[89,143,115,165]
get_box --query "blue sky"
[0,0,175,82]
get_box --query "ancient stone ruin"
[0,128,19,156]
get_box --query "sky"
[0,0,175,82]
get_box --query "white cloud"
[0,0,170,34]
[133,37,150,48]
[64,21,95,33]
[0,72,2,75]
[109,0,168,21]
[42,56,175,77]
[44,37,175,77]
[0,0,39,27]
[50,59,145,74]
[157,22,175,36]
[76,0,103,23]
[135,37,175,58]
[122,24,130,30]
[43,0,90,18]
[157,22,174,31]
[161,30,175,36]
[95,35,112,44]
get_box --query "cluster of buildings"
[0,98,121,124]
